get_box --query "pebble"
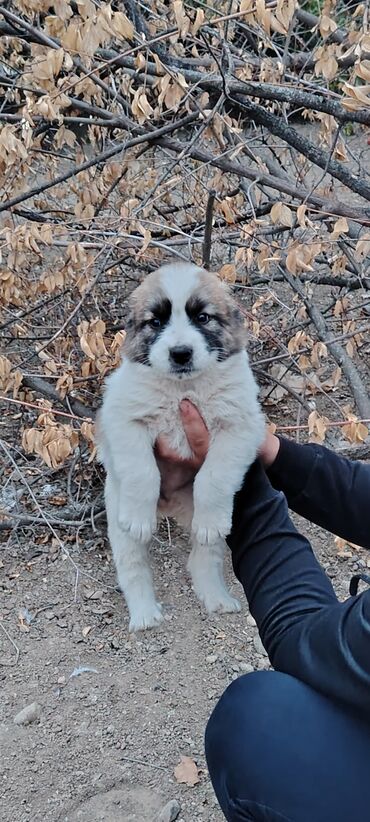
[256,657,270,670]
[239,662,254,674]
[206,654,218,664]
[246,615,256,627]
[253,635,268,657]
[152,799,181,822]
[14,702,41,726]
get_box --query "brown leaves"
[286,242,321,275]
[0,356,22,398]
[174,756,200,787]
[31,48,65,84]
[22,421,79,469]
[314,44,339,81]
[219,264,237,283]
[308,410,330,444]
[342,407,369,444]
[110,12,134,41]
[270,202,293,228]
[132,88,154,124]
[240,0,296,35]
[342,82,370,111]
[173,1,191,39]
[0,126,28,175]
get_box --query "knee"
[205,671,267,765]
[205,670,308,774]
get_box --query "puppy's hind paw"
[128,601,163,633]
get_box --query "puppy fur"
[98,262,265,631]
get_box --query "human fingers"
[180,400,209,465]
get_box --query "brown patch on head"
[185,269,246,360]
[124,270,171,364]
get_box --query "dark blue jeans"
[205,670,370,821]
[204,459,370,821]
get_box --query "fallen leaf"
[174,756,200,787]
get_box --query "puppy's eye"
[149,317,162,329]
[197,312,210,324]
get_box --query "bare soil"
[1,494,369,821]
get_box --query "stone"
[152,799,181,822]
[253,635,268,657]
[239,662,254,674]
[14,702,41,726]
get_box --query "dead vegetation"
[1,0,370,532]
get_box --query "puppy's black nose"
[169,345,193,365]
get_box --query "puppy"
[98,262,265,631]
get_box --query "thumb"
[180,400,209,464]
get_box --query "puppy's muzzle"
[169,345,193,368]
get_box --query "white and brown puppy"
[98,262,265,632]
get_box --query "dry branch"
[280,268,370,421]
[22,375,94,421]
[202,189,216,270]
[157,136,370,224]
[1,0,370,496]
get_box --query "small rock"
[239,662,254,674]
[152,799,181,822]
[206,654,218,664]
[247,615,256,627]
[253,635,268,657]
[14,702,41,726]
[256,657,270,670]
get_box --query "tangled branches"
[1,0,370,491]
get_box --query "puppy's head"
[124,262,246,378]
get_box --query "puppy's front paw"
[192,511,231,545]
[128,601,163,632]
[118,510,157,542]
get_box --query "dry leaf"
[270,202,293,228]
[334,535,362,554]
[218,264,237,283]
[174,756,200,787]
[308,410,330,444]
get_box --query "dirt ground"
[1,488,369,822]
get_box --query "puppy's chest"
[144,380,241,458]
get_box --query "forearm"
[267,436,370,549]
[228,462,370,719]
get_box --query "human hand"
[259,428,280,468]
[156,400,209,501]
[156,402,280,502]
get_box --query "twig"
[226,93,370,203]
[156,136,370,224]
[21,377,94,421]
[0,622,20,667]
[0,513,97,531]
[280,267,370,419]
[0,114,199,215]
[202,189,216,270]
[255,367,312,413]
